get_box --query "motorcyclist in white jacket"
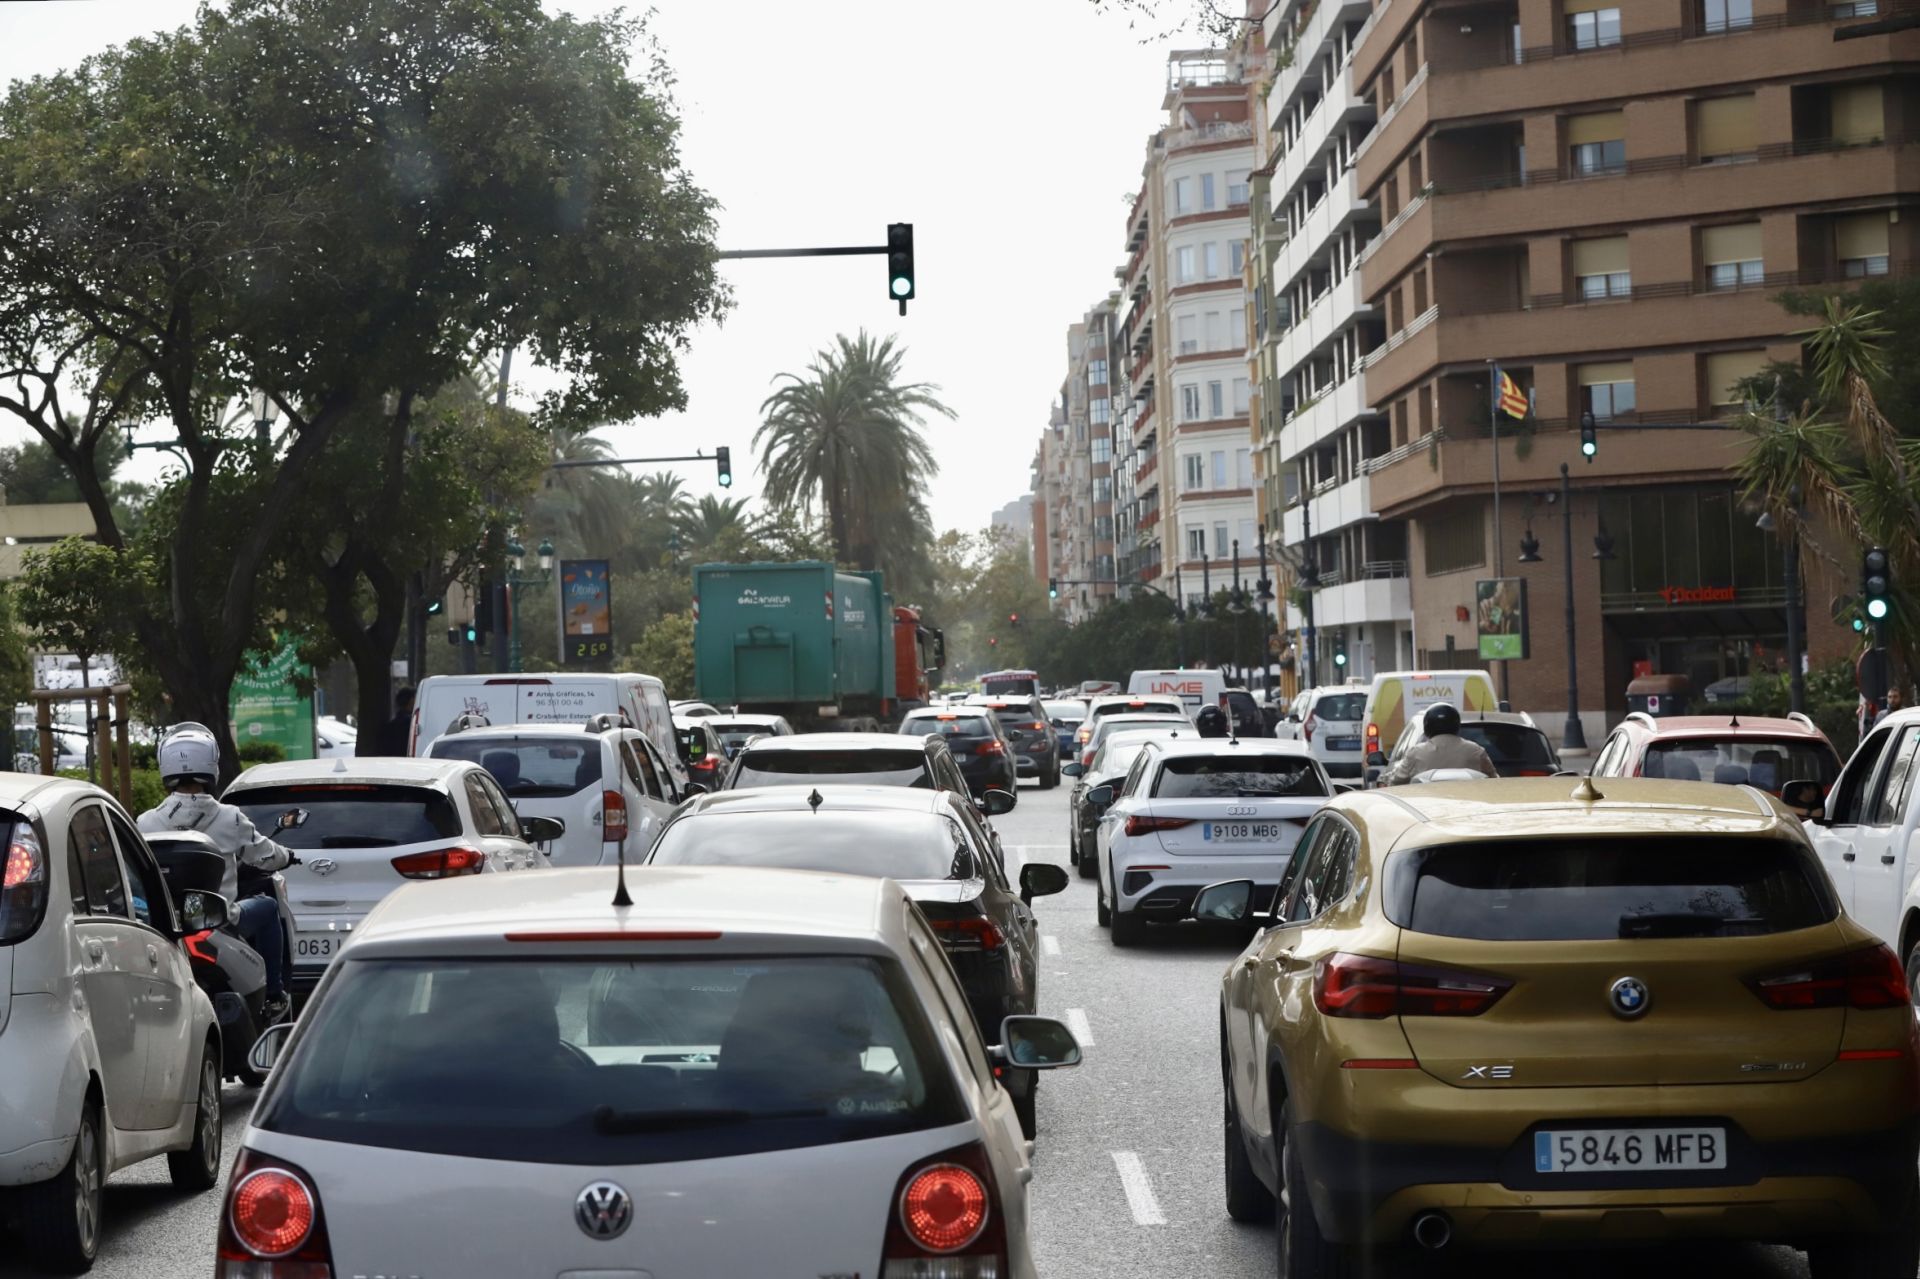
[1383,703,1497,786]
[138,723,297,1017]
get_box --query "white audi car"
[221,865,1081,1278]
[1091,738,1332,946]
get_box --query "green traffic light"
[1334,652,1348,667]
[891,276,912,298]
[1581,441,1597,456]
[1854,617,1867,632]
[1868,598,1890,620]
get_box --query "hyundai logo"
[1608,975,1651,1019]
[307,857,338,877]
[575,1181,632,1240]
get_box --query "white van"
[1126,668,1227,715]
[1359,669,1500,781]
[410,673,683,787]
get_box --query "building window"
[1174,246,1196,283]
[1091,436,1113,463]
[1423,506,1486,576]
[1213,522,1229,556]
[1208,381,1225,418]
[1578,361,1636,421]
[1227,169,1250,206]
[1180,384,1202,422]
[1566,6,1622,49]
[1570,139,1625,175]
[1706,259,1763,289]
[1570,235,1630,301]
[1230,239,1246,275]
[1177,314,1198,355]
[1233,377,1250,415]
[1186,527,1206,559]
[1201,173,1217,211]
[1701,222,1763,290]
[1183,453,1205,490]
[1704,350,1766,417]
[1830,83,1886,145]
[1835,211,1891,277]
[1172,177,1192,215]
[1203,242,1221,279]
[1567,110,1626,175]
[1203,310,1226,351]
[1697,0,1752,31]
[1692,94,1756,163]
[1090,399,1111,425]
[1211,450,1227,487]
[1236,447,1252,487]
[1088,358,1108,385]
[1093,476,1113,502]
[1832,1,1880,17]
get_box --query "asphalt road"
[0,779,1872,1277]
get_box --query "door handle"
[1882,853,1897,865]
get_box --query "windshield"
[731,750,932,789]
[649,811,974,881]
[230,784,461,849]
[709,722,777,750]
[1151,755,1327,798]
[1642,738,1838,792]
[982,675,1037,696]
[1094,700,1184,722]
[1312,693,1366,722]
[1043,701,1085,723]
[259,956,963,1164]
[1093,717,1188,747]
[429,736,602,797]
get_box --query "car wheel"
[1038,762,1058,791]
[19,1093,104,1272]
[1224,1087,1275,1222]
[1076,826,1097,879]
[1111,905,1146,948]
[1806,1175,1920,1277]
[168,1042,223,1192]
[1276,1104,1355,1279]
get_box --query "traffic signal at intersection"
[716,447,733,488]
[887,223,915,311]
[1863,546,1892,622]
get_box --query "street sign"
[559,559,614,667]
[1475,577,1530,661]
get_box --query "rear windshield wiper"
[591,1105,825,1134]
[1619,912,1765,938]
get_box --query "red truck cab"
[891,606,945,716]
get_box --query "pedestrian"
[1872,684,1905,730]
[369,684,416,757]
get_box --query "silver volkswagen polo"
[218,864,1080,1278]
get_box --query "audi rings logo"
[575,1181,633,1240]
[1226,805,1259,817]
[1608,976,1651,1020]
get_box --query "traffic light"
[1048,578,1059,599]
[426,597,444,616]
[886,222,915,312]
[1863,546,1892,622]
[1579,414,1599,461]
[988,636,998,647]
[464,621,479,645]
[1009,612,1020,628]
[447,625,460,646]
[1333,641,1348,669]
[715,446,732,488]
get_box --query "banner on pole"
[559,560,613,666]
[1475,578,1530,661]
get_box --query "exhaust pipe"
[1412,1211,1453,1251]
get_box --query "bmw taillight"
[218,1150,333,1277]
[1747,945,1909,1011]
[602,789,629,842]
[1314,952,1513,1019]
[0,823,47,945]
[389,846,486,879]
[1125,815,1195,837]
[881,1142,1006,1278]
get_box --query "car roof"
[1341,776,1787,848]
[1143,737,1316,759]
[671,716,719,730]
[1626,714,1828,740]
[679,784,949,818]
[227,758,474,789]
[429,722,622,742]
[1090,694,1184,708]
[352,865,909,953]
[711,714,788,727]
[1096,713,1191,729]
[0,775,92,810]
[736,733,926,753]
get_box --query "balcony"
[1266,0,1375,123]
[1314,572,1413,627]
[1278,375,1376,460]
[1167,119,1255,153]
[1274,272,1374,381]
[1279,471,1378,544]
[1272,168,1374,294]
[1274,70,1374,207]
[1354,62,1430,193]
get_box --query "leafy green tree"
[0,0,727,776]
[15,538,153,690]
[676,495,759,553]
[621,611,695,697]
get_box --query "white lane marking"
[1042,935,1061,957]
[1111,1151,1167,1225]
[1065,1007,1094,1046]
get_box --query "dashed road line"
[1042,935,1061,957]
[1065,1007,1094,1046]
[1110,1151,1167,1225]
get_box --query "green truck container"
[692,561,893,730]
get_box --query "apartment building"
[1034,301,1121,626]
[1257,0,1895,729]
[1112,51,1264,611]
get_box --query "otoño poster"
[1475,577,1530,661]
[559,559,613,667]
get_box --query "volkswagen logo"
[575,1181,632,1240]
[1608,976,1651,1019]
[307,857,338,877]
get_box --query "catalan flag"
[1497,371,1531,420]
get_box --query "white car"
[315,716,357,759]
[1090,738,1332,946]
[0,778,226,1270]
[1077,710,1193,771]
[223,758,558,993]
[1065,724,1195,880]
[224,866,1081,1278]
[706,713,797,759]
[1803,705,1920,995]
[670,700,722,718]
[425,719,685,869]
[1293,686,1369,782]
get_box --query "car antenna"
[1728,713,1740,728]
[807,787,824,813]
[611,836,633,908]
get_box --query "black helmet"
[1195,705,1229,738]
[1423,703,1461,737]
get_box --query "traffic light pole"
[716,225,915,315]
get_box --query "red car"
[1588,711,1842,797]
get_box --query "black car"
[899,706,1018,798]
[969,695,1061,788]
[1222,688,1271,739]
[671,716,727,792]
[642,786,1069,1137]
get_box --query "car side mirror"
[1367,751,1387,767]
[980,788,1016,817]
[992,1015,1082,1070]
[520,815,566,843]
[681,781,709,798]
[1193,879,1255,924]
[177,889,230,935]
[1061,761,1084,778]
[246,1021,295,1077]
[1086,784,1115,809]
[1780,779,1826,822]
[1019,862,1069,904]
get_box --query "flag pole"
[1488,358,1508,708]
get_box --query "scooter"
[148,831,294,1086]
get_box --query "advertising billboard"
[1475,577,1530,661]
[559,559,613,667]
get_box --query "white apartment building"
[1256,0,1412,681]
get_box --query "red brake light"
[3,831,39,889]
[977,740,1005,755]
[1030,721,1047,731]
[1747,945,1909,1011]
[390,846,485,879]
[1125,815,1196,836]
[219,1153,330,1267]
[929,916,1005,951]
[602,789,629,841]
[1313,952,1512,1019]
[901,1164,989,1252]
[882,1143,1005,1268]
[1303,713,1317,743]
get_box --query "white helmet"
[157,722,220,791]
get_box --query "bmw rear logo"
[1608,976,1650,1019]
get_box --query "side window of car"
[1869,725,1920,826]
[1834,727,1899,826]
[67,803,129,918]
[1273,817,1327,921]
[905,909,996,1092]
[629,740,667,800]
[478,775,521,837]
[106,810,173,933]
[1284,824,1350,925]
[1121,752,1152,796]
[464,773,506,837]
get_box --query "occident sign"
[1658,585,1736,606]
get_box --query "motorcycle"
[148,830,296,1086]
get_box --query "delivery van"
[1127,668,1227,714]
[1361,669,1499,779]
[410,673,684,787]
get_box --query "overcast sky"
[0,0,1185,535]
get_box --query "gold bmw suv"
[1197,777,1920,1278]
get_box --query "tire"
[1224,1087,1275,1222]
[1276,1105,1356,1279]
[168,1043,223,1191]
[1096,862,1112,928]
[1076,824,1097,880]
[1038,761,1058,791]
[1906,939,1920,1008]
[1806,1177,1920,1278]
[1111,905,1146,948]
[19,1094,104,1272]
[1012,1075,1039,1139]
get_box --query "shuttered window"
[1705,351,1766,411]
[1578,361,1634,386]
[1702,222,1763,290]
[1570,236,1630,300]
[1423,507,1486,577]
[1835,211,1891,277]
[1693,95,1756,161]
[1579,362,1636,422]
[1832,83,1885,144]
[1566,111,1626,146]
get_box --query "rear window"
[649,812,973,881]
[231,785,462,849]
[731,750,932,789]
[1152,755,1327,799]
[1404,838,1836,941]
[1463,724,1557,768]
[982,676,1037,696]
[1043,701,1085,722]
[1642,738,1838,793]
[1095,700,1182,720]
[902,715,994,738]
[428,736,603,797]
[674,728,711,763]
[989,706,1041,727]
[259,956,964,1164]
[1313,693,1366,721]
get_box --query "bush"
[56,766,166,813]
[236,740,287,764]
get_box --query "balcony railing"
[1166,119,1255,151]
[1432,0,1920,69]
[1427,134,1912,197]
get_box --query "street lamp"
[504,535,557,673]
[1557,463,1588,750]
[250,388,280,449]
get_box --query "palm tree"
[756,331,950,571]
[534,425,626,555]
[676,494,758,552]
